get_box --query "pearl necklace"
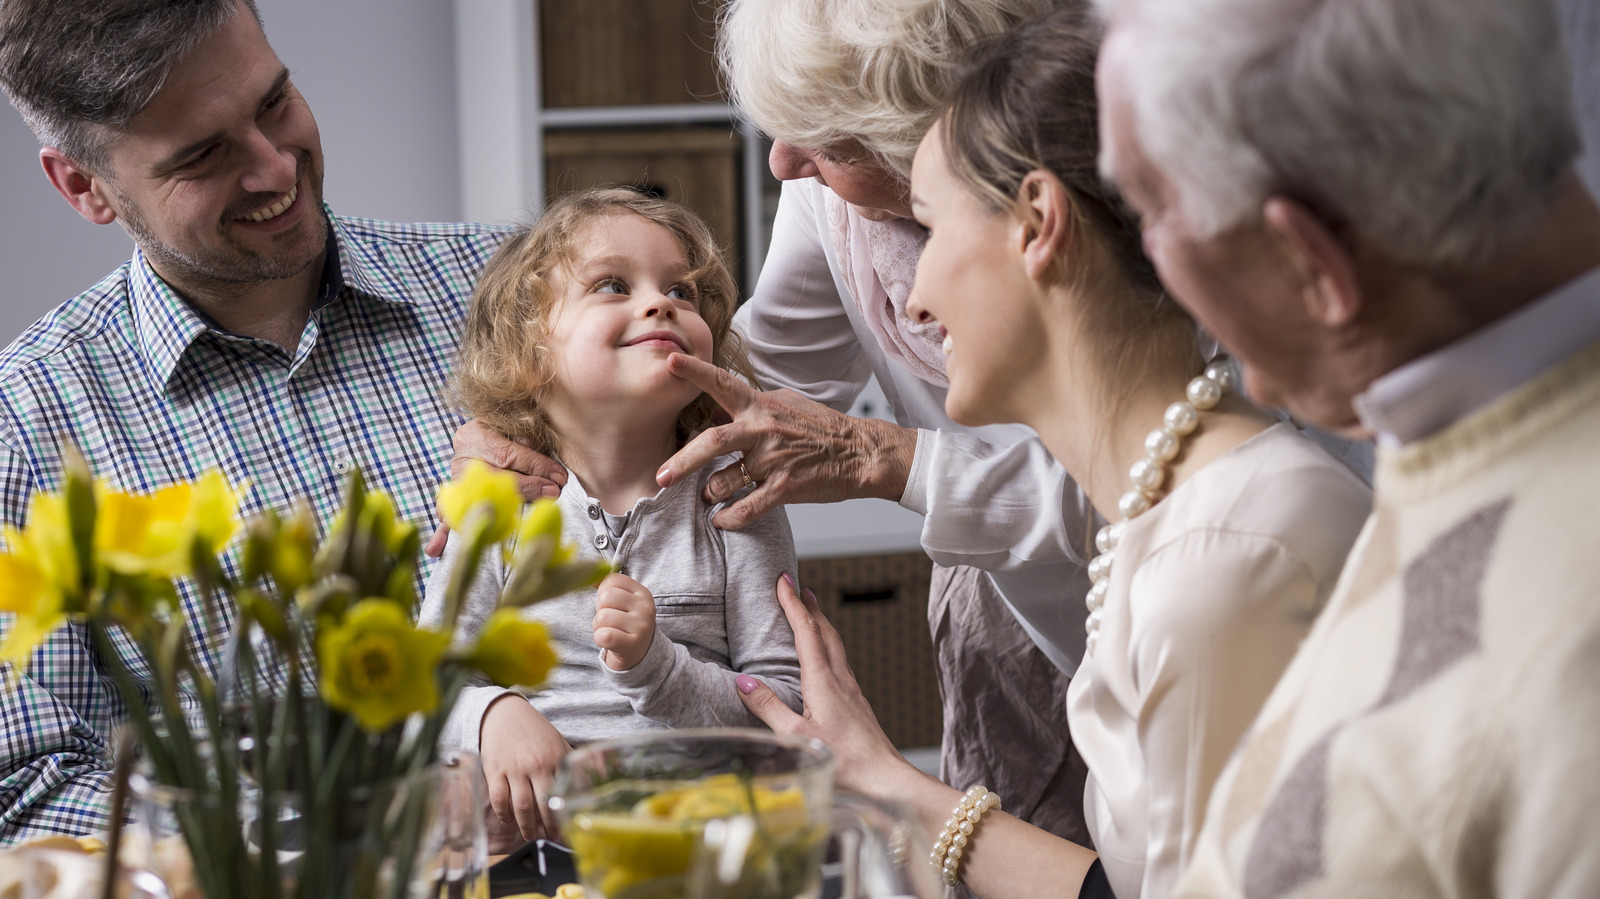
[1085,357,1237,657]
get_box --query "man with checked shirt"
[0,0,507,841]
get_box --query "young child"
[420,189,803,843]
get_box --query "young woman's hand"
[425,420,568,557]
[733,574,933,801]
[594,573,656,671]
[478,695,572,848]
[738,574,1103,899]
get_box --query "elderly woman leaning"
[666,0,1096,846]
[443,0,1099,850]
[732,7,1370,899]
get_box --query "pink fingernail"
[541,484,561,498]
[656,466,673,486]
[736,674,760,695]
[804,589,818,604]
[782,572,797,591]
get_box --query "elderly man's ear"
[1263,196,1362,330]
[40,148,118,226]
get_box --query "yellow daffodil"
[317,599,449,732]
[516,498,563,547]
[494,500,611,607]
[463,608,557,688]
[359,489,417,556]
[273,504,316,597]
[96,472,241,578]
[0,530,67,672]
[20,493,80,595]
[436,461,522,544]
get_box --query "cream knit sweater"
[1176,337,1600,899]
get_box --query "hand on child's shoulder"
[594,573,656,671]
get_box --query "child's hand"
[593,573,655,671]
[480,695,571,848]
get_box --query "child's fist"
[593,572,655,671]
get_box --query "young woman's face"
[543,213,715,416]
[905,124,1049,428]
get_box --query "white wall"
[0,0,462,345]
[1562,0,1600,195]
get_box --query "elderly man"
[0,0,504,841]
[1097,0,1600,895]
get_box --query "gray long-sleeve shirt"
[420,459,804,751]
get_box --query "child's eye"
[595,279,628,295]
[667,285,696,303]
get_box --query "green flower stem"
[315,714,360,808]
[439,513,494,631]
[88,623,178,785]
[239,633,284,899]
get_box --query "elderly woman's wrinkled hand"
[658,354,917,530]
[734,574,934,801]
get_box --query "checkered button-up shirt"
[0,208,508,843]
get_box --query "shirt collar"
[1353,263,1600,445]
[130,205,418,389]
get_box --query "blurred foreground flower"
[437,460,522,544]
[97,471,240,578]
[465,609,558,688]
[0,450,594,899]
[0,529,66,670]
[318,599,450,732]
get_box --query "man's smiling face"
[90,1,327,290]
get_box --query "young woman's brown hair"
[940,7,1200,400]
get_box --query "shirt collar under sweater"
[1354,263,1600,446]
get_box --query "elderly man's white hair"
[718,0,1060,179]
[1097,0,1581,268]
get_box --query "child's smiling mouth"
[622,331,688,352]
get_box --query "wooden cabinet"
[544,126,745,269]
[799,552,944,750]
[455,0,775,290]
[538,0,722,108]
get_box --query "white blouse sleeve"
[733,179,873,412]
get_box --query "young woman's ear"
[1262,196,1362,330]
[41,148,118,226]
[1017,170,1074,281]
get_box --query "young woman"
[731,10,1372,899]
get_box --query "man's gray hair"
[718,0,1062,179]
[1099,0,1580,268]
[0,0,261,171]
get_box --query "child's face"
[544,212,715,415]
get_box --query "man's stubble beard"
[115,152,328,294]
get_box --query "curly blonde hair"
[453,188,755,457]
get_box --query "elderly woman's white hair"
[719,0,1061,178]
[1097,0,1581,268]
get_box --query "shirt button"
[333,457,355,474]
[587,503,601,520]
[593,533,609,550]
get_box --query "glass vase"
[126,748,486,899]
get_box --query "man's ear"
[1017,169,1074,282]
[1262,196,1361,329]
[40,148,118,226]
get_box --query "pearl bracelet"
[929,785,1001,886]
